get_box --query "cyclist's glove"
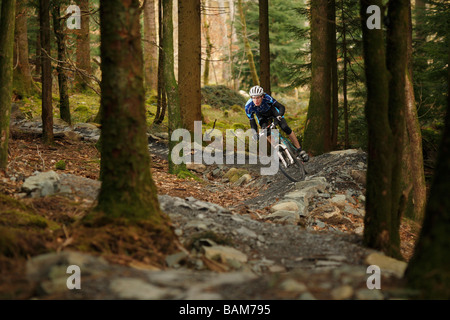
[299,150,309,162]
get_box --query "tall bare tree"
[96,0,170,225]
[53,2,71,124]
[202,0,212,86]
[39,0,53,144]
[144,0,158,92]
[0,0,16,170]
[13,0,33,97]
[75,0,91,91]
[341,0,350,149]
[303,0,331,156]
[154,0,167,125]
[404,2,426,222]
[329,0,339,149]
[163,0,184,174]
[404,45,450,299]
[237,0,259,86]
[360,0,408,259]
[179,0,202,133]
[259,0,270,95]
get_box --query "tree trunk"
[13,0,33,98]
[202,0,211,86]
[228,0,238,90]
[404,46,450,299]
[237,0,259,86]
[144,0,158,93]
[405,2,426,222]
[303,0,331,156]
[361,0,408,259]
[361,0,393,257]
[329,0,339,150]
[341,0,349,149]
[385,0,408,258]
[0,0,16,170]
[39,0,53,144]
[75,0,91,91]
[35,27,41,76]
[154,0,166,125]
[179,0,202,133]
[259,0,270,95]
[96,0,167,223]
[53,4,71,125]
[163,0,184,174]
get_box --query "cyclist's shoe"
[297,148,309,162]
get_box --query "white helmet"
[249,85,264,97]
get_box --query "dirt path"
[1,128,419,300]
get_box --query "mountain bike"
[260,121,307,182]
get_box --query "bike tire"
[278,142,306,182]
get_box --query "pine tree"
[302,0,331,155]
[178,0,202,133]
[96,0,169,225]
[0,0,16,169]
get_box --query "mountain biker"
[244,85,309,162]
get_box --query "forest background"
[0,0,449,299]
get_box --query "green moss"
[223,168,249,183]
[146,94,158,106]
[0,195,62,258]
[55,160,66,170]
[74,105,89,113]
[201,85,246,109]
[0,209,47,229]
[0,194,31,212]
[232,123,246,131]
[175,167,202,181]
[230,104,242,113]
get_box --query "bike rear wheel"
[278,143,306,182]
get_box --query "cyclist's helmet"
[249,85,264,97]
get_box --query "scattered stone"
[331,285,354,300]
[13,138,405,300]
[355,288,384,300]
[279,279,308,293]
[186,163,207,173]
[265,210,300,225]
[364,253,408,278]
[330,194,347,205]
[166,251,189,268]
[270,201,299,213]
[110,278,172,300]
[203,245,248,264]
[21,170,60,198]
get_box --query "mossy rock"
[55,160,66,170]
[176,168,201,181]
[146,94,158,106]
[0,194,61,258]
[223,168,249,183]
[230,104,242,113]
[201,85,246,109]
[74,105,89,113]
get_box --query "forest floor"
[0,127,422,300]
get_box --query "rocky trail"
[0,118,419,301]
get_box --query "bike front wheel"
[278,143,306,182]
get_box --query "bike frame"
[262,122,296,167]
